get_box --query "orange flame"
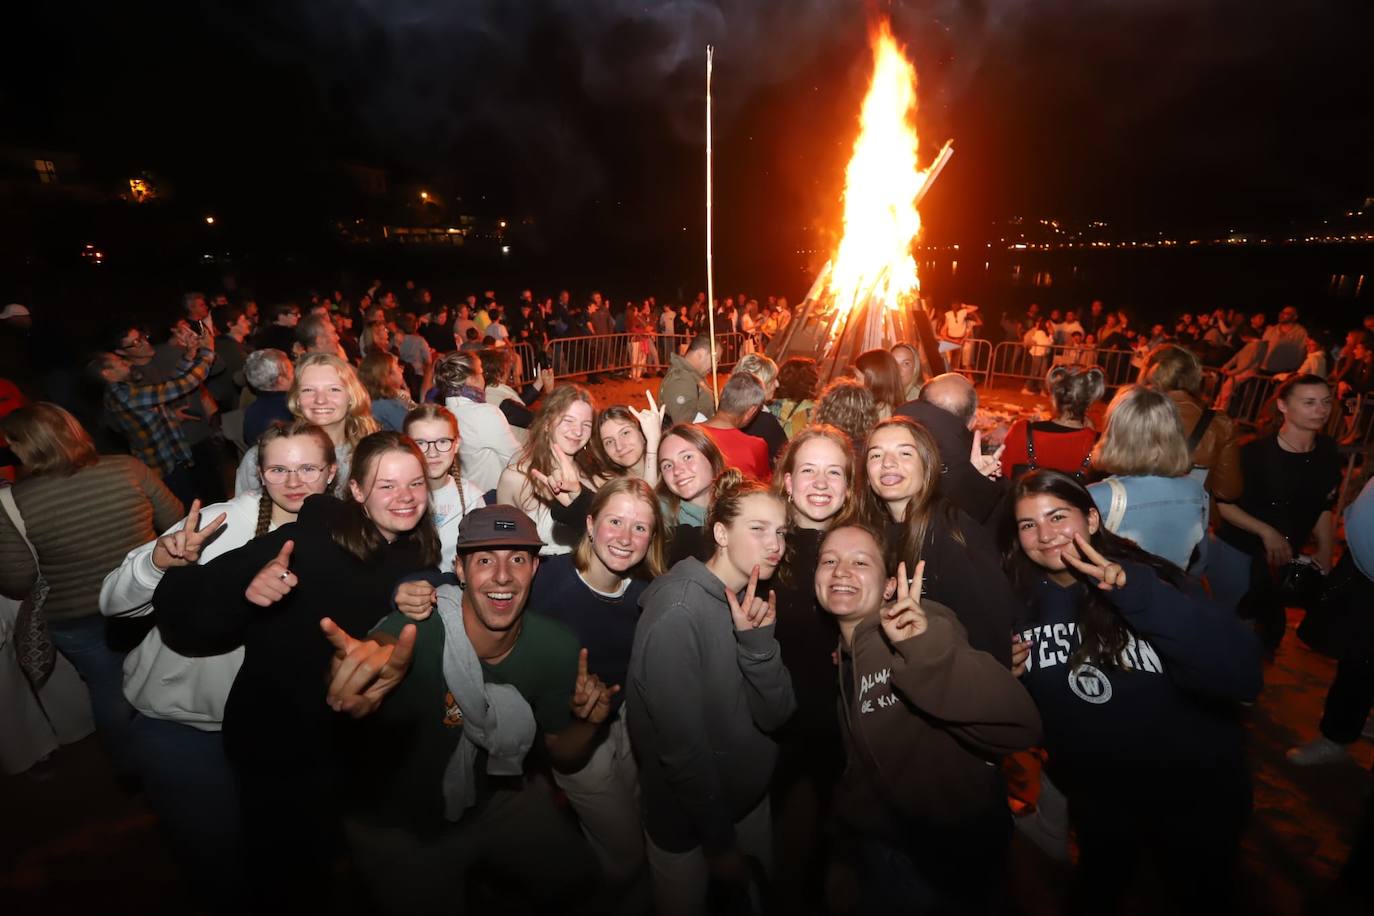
[826,21,931,319]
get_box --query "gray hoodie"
[627,557,797,854]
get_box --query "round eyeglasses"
[262,464,328,484]
[412,437,455,453]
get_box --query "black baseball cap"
[455,505,544,551]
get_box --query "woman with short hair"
[1087,385,1209,571]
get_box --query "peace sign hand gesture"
[151,499,228,571]
[727,566,777,631]
[881,561,928,644]
[1061,532,1127,591]
[321,617,417,718]
[570,648,620,725]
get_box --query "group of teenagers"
[13,330,1338,916]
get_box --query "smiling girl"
[153,431,438,906]
[817,523,1039,912]
[1005,469,1261,914]
[655,423,727,566]
[234,352,378,496]
[528,477,667,884]
[404,404,486,569]
[861,417,1020,664]
[498,384,604,556]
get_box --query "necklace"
[1277,429,1314,454]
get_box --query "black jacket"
[155,495,431,769]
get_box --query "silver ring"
[278,571,291,581]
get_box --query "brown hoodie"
[834,599,1042,849]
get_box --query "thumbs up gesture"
[151,499,227,571]
[569,648,619,725]
[245,540,297,606]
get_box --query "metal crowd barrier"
[988,342,1143,389]
[943,338,993,387]
[544,331,745,381]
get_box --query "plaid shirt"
[104,348,214,476]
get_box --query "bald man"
[895,373,1007,526]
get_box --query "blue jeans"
[47,615,135,769]
[128,714,245,910]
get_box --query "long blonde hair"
[514,384,603,487]
[287,352,379,447]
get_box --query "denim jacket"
[1088,474,1208,570]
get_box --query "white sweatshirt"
[445,395,519,494]
[98,491,270,731]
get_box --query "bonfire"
[769,20,952,382]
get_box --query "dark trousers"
[1236,555,1288,652]
[1068,773,1250,916]
[1319,562,1374,744]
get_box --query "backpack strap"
[1186,408,1216,453]
[1104,477,1129,533]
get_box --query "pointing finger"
[577,648,589,681]
[320,617,355,658]
[186,498,203,531]
[744,565,759,608]
[895,562,909,602]
[386,624,417,674]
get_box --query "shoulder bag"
[0,486,56,688]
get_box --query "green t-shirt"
[480,614,580,735]
[348,609,579,833]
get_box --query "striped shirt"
[104,348,213,475]
[0,457,184,623]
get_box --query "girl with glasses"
[403,404,486,569]
[98,420,337,909]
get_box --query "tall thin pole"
[705,45,719,408]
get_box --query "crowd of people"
[1,283,1373,916]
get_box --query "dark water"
[910,244,1374,333]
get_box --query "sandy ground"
[3,376,1370,915]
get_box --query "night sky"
[8,0,1373,262]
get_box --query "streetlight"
[205,215,215,225]
[419,191,430,202]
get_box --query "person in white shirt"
[403,404,487,570]
[435,351,520,496]
[99,421,337,909]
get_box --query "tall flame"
[826,21,930,318]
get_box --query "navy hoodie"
[1016,561,1262,793]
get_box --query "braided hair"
[253,419,338,536]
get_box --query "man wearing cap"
[335,505,603,912]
